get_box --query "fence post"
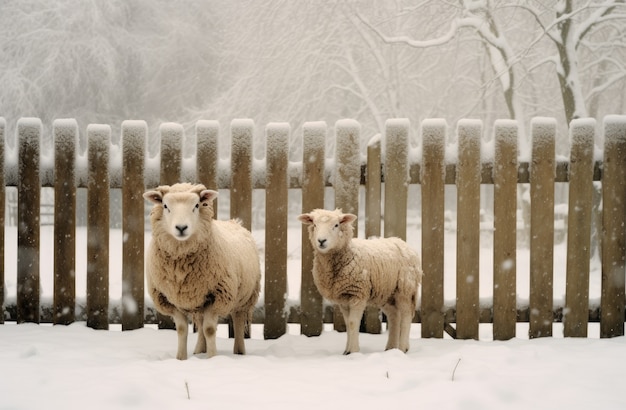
[157,122,184,330]
[364,134,382,334]
[86,124,110,330]
[121,120,146,330]
[529,117,556,339]
[264,123,289,339]
[601,115,626,338]
[53,119,77,325]
[0,118,4,324]
[456,120,482,340]
[196,120,219,215]
[421,119,446,338]
[334,119,361,332]
[300,122,326,337]
[17,118,42,323]
[493,120,518,340]
[384,119,409,240]
[564,119,595,337]
[231,120,253,230]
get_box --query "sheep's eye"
[194,203,200,211]
[163,204,168,210]
[334,223,339,228]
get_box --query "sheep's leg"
[231,311,248,355]
[398,310,412,353]
[341,304,366,355]
[200,310,220,358]
[193,314,207,354]
[383,305,401,351]
[172,310,189,360]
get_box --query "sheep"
[298,208,422,354]
[143,183,261,359]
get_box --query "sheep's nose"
[176,225,188,235]
[317,238,327,248]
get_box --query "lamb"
[298,208,422,354]
[143,183,261,359]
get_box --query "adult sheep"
[143,183,261,359]
[298,208,422,354]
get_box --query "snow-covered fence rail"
[0,115,625,340]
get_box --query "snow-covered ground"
[1,322,624,409]
[1,211,621,409]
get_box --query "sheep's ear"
[297,213,314,225]
[199,189,219,204]
[340,213,357,225]
[143,190,163,204]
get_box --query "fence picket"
[333,119,361,332]
[230,120,254,231]
[264,123,289,339]
[493,120,518,340]
[17,118,42,323]
[456,120,482,340]
[529,118,556,339]
[0,118,4,324]
[53,119,77,325]
[300,122,326,336]
[196,120,219,215]
[157,123,183,330]
[564,119,595,337]
[601,115,626,338]
[364,135,382,334]
[121,120,146,330]
[86,124,110,330]
[421,119,446,338]
[384,119,409,240]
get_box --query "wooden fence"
[0,116,625,340]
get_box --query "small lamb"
[143,183,261,359]
[298,208,422,354]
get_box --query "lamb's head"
[143,183,218,241]
[298,209,357,254]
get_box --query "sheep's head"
[143,183,218,241]
[297,209,356,254]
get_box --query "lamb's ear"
[340,213,357,225]
[143,190,163,204]
[199,189,219,204]
[298,213,314,225]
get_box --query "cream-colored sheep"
[143,183,261,359]
[298,209,422,354]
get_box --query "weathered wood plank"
[421,119,446,338]
[455,120,481,340]
[529,118,556,339]
[53,119,77,325]
[384,119,409,240]
[493,120,518,340]
[601,115,626,338]
[564,119,595,337]
[364,135,382,334]
[264,123,289,339]
[0,119,4,324]
[121,120,146,330]
[230,119,253,231]
[196,120,219,215]
[300,122,326,337]
[17,118,42,323]
[157,123,183,330]
[333,119,361,332]
[86,124,110,330]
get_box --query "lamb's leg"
[193,314,207,354]
[172,310,189,360]
[200,310,220,358]
[383,305,400,351]
[398,310,412,353]
[231,311,248,355]
[341,303,366,355]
